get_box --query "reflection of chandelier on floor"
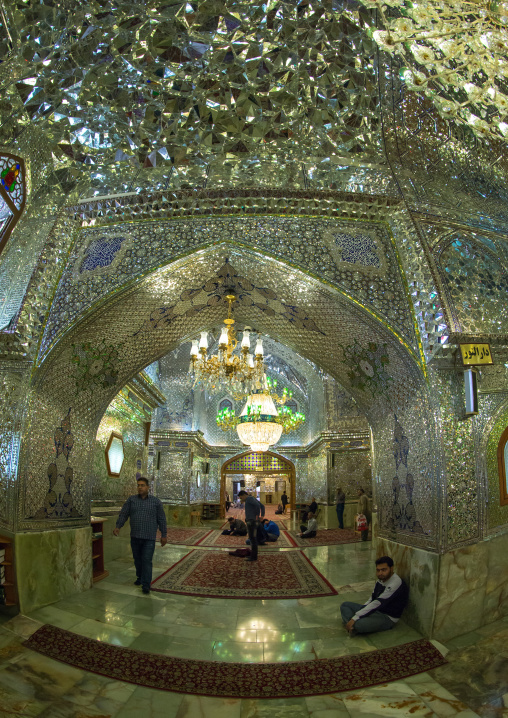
[188,294,265,399]
[217,381,306,453]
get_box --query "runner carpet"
[24,626,447,699]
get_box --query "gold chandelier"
[189,294,266,399]
[364,0,508,141]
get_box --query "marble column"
[15,526,92,614]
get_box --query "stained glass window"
[497,427,508,507]
[0,154,26,256]
[285,399,298,414]
[225,452,291,473]
[219,398,233,413]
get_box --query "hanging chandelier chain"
[223,294,237,357]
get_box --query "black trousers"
[299,525,317,538]
[246,519,259,559]
[130,537,156,590]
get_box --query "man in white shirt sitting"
[298,511,318,539]
[340,555,409,635]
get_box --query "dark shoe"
[245,557,257,561]
[134,579,142,585]
[142,587,150,594]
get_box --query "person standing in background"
[336,487,345,529]
[281,491,288,514]
[356,487,371,541]
[225,492,231,513]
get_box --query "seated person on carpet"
[302,497,318,522]
[298,511,318,539]
[340,555,409,636]
[261,518,280,542]
[222,516,248,536]
[274,502,284,515]
[246,520,273,546]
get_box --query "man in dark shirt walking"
[113,477,167,594]
[238,490,265,561]
[340,556,408,635]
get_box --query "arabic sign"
[460,343,493,366]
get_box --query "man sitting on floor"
[261,518,280,542]
[298,511,318,538]
[246,518,279,546]
[222,516,247,536]
[340,555,409,636]
[302,497,318,522]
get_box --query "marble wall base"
[162,503,204,527]
[377,531,508,641]
[433,530,508,641]
[101,517,132,562]
[15,526,92,614]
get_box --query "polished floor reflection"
[0,538,503,716]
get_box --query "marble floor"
[0,537,504,717]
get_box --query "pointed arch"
[221,451,296,519]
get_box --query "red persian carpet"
[165,528,212,546]
[199,529,293,548]
[151,550,338,599]
[225,506,289,529]
[24,626,447,698]
[287,528,363,547]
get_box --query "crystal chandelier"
[189,294,265,399]
[363,0,508,141]
[216,380,306,452]
[236,392,283,453]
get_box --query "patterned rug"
[287,528,363,547]
[151,550,338,599]
[199,529,293,548]
[276,517,289,529]
[24,626,447,698]
[165,528,212,546]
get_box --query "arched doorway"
[19,244,437,550]
[220,451,296,519]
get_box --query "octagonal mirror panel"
[105,432,124,477]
